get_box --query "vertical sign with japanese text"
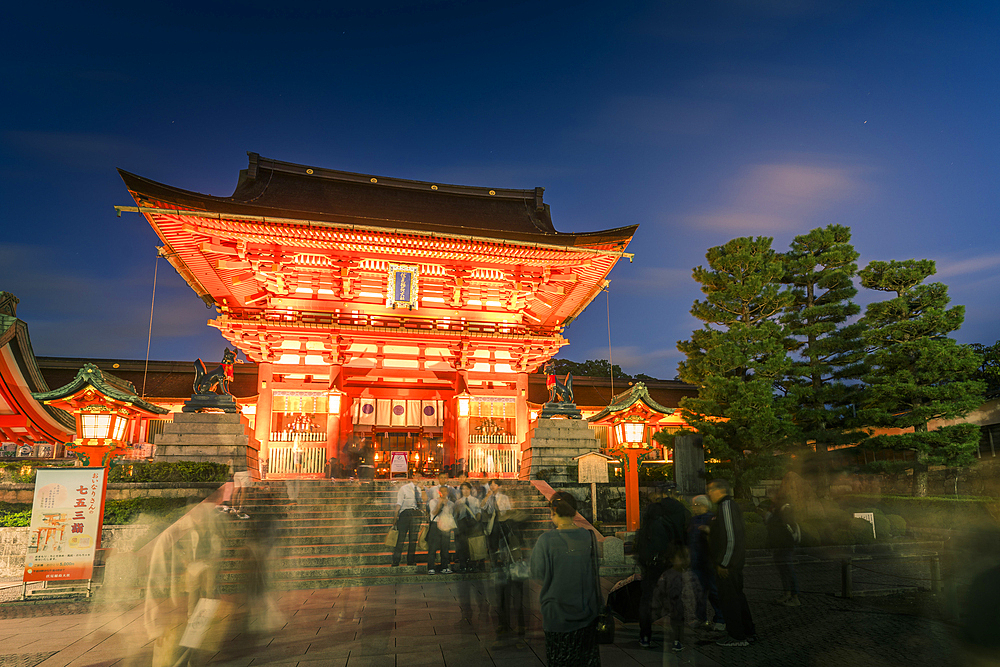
[386,264,419,309]
[23,467,106,583]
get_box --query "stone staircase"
[217,480,554,591]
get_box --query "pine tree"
[780,225,868,466]
[677,236,793,497]
[859,259,985,496]
[969,341,1000,393]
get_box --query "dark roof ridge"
[245,152,545,202]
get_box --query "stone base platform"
[519,418,601,483]
[154,412,260,479]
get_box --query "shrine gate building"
[119,154,636,477]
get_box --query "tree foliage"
[859,259,985,496]
[779,225,868,454]
[677,236,793,497]
[548,358,638,380]
[969,341,1000,394]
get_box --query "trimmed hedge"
[886,514,907,536]
[0,497,191,527]
[109,461,229,483]
[0,462,75,483]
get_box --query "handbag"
[383,526,399,548]
[417,524,429,551]
[501,529,530,581]
[591,531,615,644]
[507,560,530,581]
[468,534,489,560]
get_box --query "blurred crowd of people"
[631,478,802,653]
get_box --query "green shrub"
[832,529,853,545]
[745,523,767,549]
[103,498,190,524]
[849,517,877,545]
[108,461,229,483]
[0,497,197,527]
[886,514,907,536]
[735,499,756,513]
[0,461,75,483]
[798,521,822,548]
[873,514,891,540]
[743,511,763,524]
[0,510,31,527]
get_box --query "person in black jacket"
[765,494,800,606]
[634,490,689,648]
[707,478,757,647]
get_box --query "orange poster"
[23,467,106,583]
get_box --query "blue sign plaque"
[386,264,419,309]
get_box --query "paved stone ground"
[0,558,978,667]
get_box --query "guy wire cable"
[142,252,159,399]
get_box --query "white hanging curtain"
[421,400,443,427]
[390,399,407,427]
[405,400,422,427]
[357,398,376,425]
[376,399,392,426]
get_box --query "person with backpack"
[765,494,801,606]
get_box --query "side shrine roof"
[118,153,638,248]
[36,357,259,401]
[0,292,75,437]
[587,381,677,422]
[33,364,169,415]
[527,374,696,410]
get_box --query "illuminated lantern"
[456,392,471,418]
[32,363,169,546]
[33,364,168,468]
[589,382,685,531]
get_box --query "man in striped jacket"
[707,478,757,647]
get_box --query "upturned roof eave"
[32,364,169,415]
[587,382,675,423]
[117,168,638,251]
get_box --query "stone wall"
[0,524,149,579]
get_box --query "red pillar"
[624,450,642,532]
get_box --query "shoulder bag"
[590,531,615,644]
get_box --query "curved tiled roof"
[33,364,169,415]
[119,153,637,249]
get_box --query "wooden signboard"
[389,451,409,477]
[23,467,106,583]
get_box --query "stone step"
[202,478,555,590]
[157,423,251,435]
[217,567,492,592]
[171,412,246,424]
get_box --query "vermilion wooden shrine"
[118,153,636,477]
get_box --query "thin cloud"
[612,267,692,290]
[934,254,1000,279]
[3,131,145,170]
[686,161,870,232]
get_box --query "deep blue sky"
[2,1,998,379]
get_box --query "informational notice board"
[23,467,106,583]
[389,451,409,475]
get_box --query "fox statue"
[193,348,238,395]
[545,363,574,404]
